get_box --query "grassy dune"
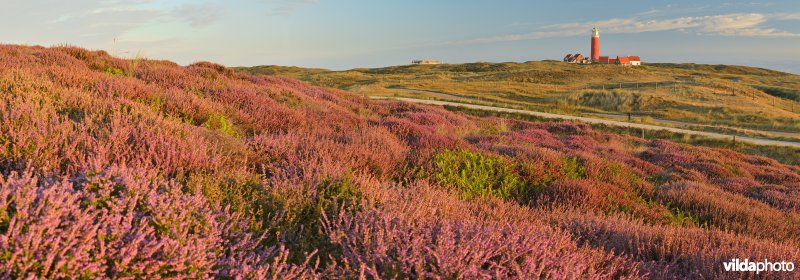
[1,45,799,279]
[236,61,800,135]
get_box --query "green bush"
[560,156,585,179]
[193,170,362,266]
[752,84,800,101]
[104,66,125,76]
[278,174,362,265]
[431,149,521,200]
[203,112,239,138]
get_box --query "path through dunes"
[375,96,800,148]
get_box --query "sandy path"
[374,96,800,148]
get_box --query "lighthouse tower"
[591,26,600,61]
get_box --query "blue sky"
[1,0,799,73]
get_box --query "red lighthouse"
[591,26,600,61]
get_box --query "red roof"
[599,56,610,63]
[617,56,630,64]
[608,59,617,64]
[628,56,641,61]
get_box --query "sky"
[1,0,799,73]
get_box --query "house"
[412,60,440,65]
[628,56,641,66]
[617,56,630,65]
[563,53,585,63]
[614,56,642,66]
[596,55,641,66]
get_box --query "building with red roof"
[561,28,642,66]
[628,56,641,66]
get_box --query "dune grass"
[237,61,800,134]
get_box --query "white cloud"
[457,12,800,45]
[173,3,223,27]
[259,0,319,15]
[774,13,800,20]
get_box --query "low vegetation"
[1,45,799,279]
[237,61,800,135]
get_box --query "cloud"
[774,13,800,20]
[635,9,661,16]
[173,3,222,27]
[259,0,319,15]
[456,12,800,45]
[0,1,165,42]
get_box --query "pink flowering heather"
[0,44,798,278]
[0,166,315,279]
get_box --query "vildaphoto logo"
[723,259,795,274]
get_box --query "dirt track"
[374,96,800,148]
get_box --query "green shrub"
[278,173,362,265]
[203,112,238,138]
[560,157,585,179]
[752,84,800,101]
[104,66,125,76]
[431,149,521,200]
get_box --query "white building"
[412,59,440,65]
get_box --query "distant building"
[628,56,641,66]
[597,55,641,66]
[617,56,630,65]
[562,27,642,66]
[412,59,440,65]
[591,26,600,61]
[563,53,587,63]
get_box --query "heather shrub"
[540,179,616,210]
[744,183,800,212]
[656,181,800,243]
[323,182,642,279]
[187,171,274,231]
[260,173,365,266]
[0,167,315,279]
[3,44,800,278]
[551,209,800,279]
[431,149,522,200]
